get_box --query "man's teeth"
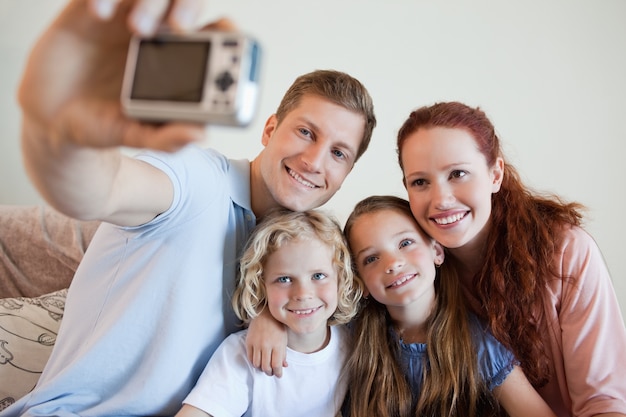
[288,169,316,188]
[434,212,465,225]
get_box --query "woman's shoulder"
[553,224,605,272]
[556,223,596,247]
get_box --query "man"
[2,0,376,416]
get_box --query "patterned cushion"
[0,289,67,411]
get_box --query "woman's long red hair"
[397,102,584,386]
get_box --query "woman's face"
[400,127,503,251]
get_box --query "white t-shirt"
[184,325,349,417]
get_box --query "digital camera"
[121,30,261,126]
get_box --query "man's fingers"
[122,122,206,151]
[88,0,123,20]
[168,0,212,32]
[127,0,171,35]
[204,17,237,32]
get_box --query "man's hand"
[17,0,236,224]
[18,0,233,153]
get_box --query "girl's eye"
[363,255,377,265]
[399,239,413,248]
[312,272,327,281]
[277,276,291,283]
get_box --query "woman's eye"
[332,149,346,159]
[410,178,426,187]
[451,170,467,179]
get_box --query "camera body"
[121,31,261,126]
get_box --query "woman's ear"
[491,157,504,193]
[433,241,445,266]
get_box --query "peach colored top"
[465,225,626,417]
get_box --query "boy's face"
[263,238,339,351]
[253,95,365,215]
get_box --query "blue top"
[397,314,517,396]
[3,145,256,417]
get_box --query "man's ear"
[261,114,278,146]
[491,157,504,193]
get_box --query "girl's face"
[263,237,339,350]
[400,127,503,251]
[348,209,444,310]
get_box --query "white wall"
[1,0,624,319]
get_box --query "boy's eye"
[312,272,327,281]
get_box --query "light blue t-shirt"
[2,145,256,417]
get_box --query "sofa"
[0,205,100,411]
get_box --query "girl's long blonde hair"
[342,195,499,417]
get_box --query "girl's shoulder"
[468,314,518,390]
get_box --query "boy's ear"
[433,241,445,266]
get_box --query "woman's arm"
[494,366,557,417]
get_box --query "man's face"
[253,95,365,214]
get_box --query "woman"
[395,101,626,417]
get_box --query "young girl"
[396,101,626,416]
[176,209,361,417]
[342,195,557,417]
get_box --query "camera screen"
[131,40,211,102]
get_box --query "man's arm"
[17,0,213,226]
